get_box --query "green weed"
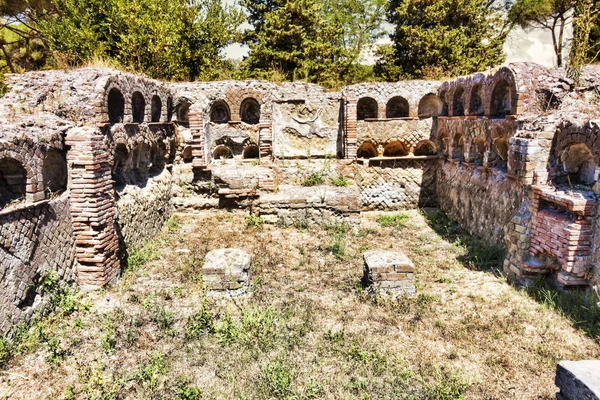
[377,213,410,228]
[127,242,160,271]
[330,175,350,187]
[301,171,325,186]
[245,214,264,229]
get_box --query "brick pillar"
[66,127,120,287]
[259,120,272,159]
[345,98,357,159]
[189,105,205,169]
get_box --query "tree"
[568,0,597,82]
[383,0,509,80]
[508,0,575,67]
[242,0,385,86]
[584,0,600,62]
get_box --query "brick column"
[345,98,357,159]
[259,121,272,159]
[66,127,120,287]
[189,105,205,169]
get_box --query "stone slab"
[555,360,600,400]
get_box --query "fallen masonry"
[202,248,252,297]
[363,250,416,298]
[555,360,600,400]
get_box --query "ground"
[0,209,599,399]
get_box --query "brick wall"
[0,196,77,336]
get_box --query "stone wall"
[115,169,175,249]
[0,196,77,336]
[357,160,437,210]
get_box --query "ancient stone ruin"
[2,63,600,337]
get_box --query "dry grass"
[1,209,599,399]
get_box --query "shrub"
[245,214,264,229]
[301,171,325,186]
[330,175,350,187]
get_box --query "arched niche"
[213,145,233,160]
[413,140,436,156]
[418,94,443,118]
[357,141,378,159]
[107,88,125,124]
[243,145,260,159]
[177,103,191,123]
[473,137,486,165]
[492,137,509,170]
[131,92,146,123]
[561,143,597,185]
[240,98,261,124]
[167,97,174,121]
[386,96,409,118]
[182,146,193,163]
[151,95,162,122]
[0,157,27,207]
[357,97,378,120]
[210,100,230,123]
[42,149,67,195]
[490,80,512,117]
[383,140,408,157]
[453,88,465,116]
[469,85,484,116]
[452,133,464,160]
[439,91,449,116]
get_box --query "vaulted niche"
[357,141,378,159]
[357,97,378,120]
[0,157,26,207]
[470,84,484,116]
[107,88,125,124]
[240,98,261,124]
[243,145,260,159]
[490,80,512,117]
[383,141,408,157]
[386,96,409,118]
[561,143,597,185]
[418,94,443,118]
[210,100,231,123]
[453,88,465,116]
[413,140,436,156]
[213,145,233,160]
[132,91,145,123]
[151,95,162,122]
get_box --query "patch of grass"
[245,214,264,229]
[425,369,472,400]
[301,171,325,186]
[261,359,295,399]
[185,304,214,340]
[526,278,600,339]
[166,215,181,233]
[174,377,202,400]
[330,175,350,187]
[127,242,160,271]
[377,212,410,228]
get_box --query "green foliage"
[35,0,243,80]
[376,213,409,228]
[425,369,471,400]
[166,215,181,233]
[185,305,214,340]
[301,170,325,186]
[136,352,168,390]
[245,214,265,229]
[383,0,509,79]
[242,0,385,87]
[330,175,350,187]
[174,377,202,400]
[526,278,600,339]
[127,242,160,271]
[261,359,295,399]
[508,0,575,66]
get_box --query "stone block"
[202,248,252,297]
[363,250,415,299]
[555,360,600,400]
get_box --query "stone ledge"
[555,360,600,400]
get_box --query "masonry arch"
[490,80,512,117]
[452,133,464,160]
[242,144,260,159]
[418,94,443,118]
[240,98,261,124]
[107,88,125,124]
[182,145,193,163]
[357,141,378,159]
[561,143,597,185]
[213,145,233,160]
[383,141,409,157]
[357,97,378,120]
[453,88,465,116]
[469,85,484,116]
[151,95,162,122]
[0,157,27,207]
[413,140,436,156]
[386,96,409,118]
[472,137,486,165]
[131,92,146,123]
[210,100,231,123]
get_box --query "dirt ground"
[1,209,599,399]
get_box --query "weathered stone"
[202,248,252,297]
[555,360,600,400]
[363,251,416,298]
